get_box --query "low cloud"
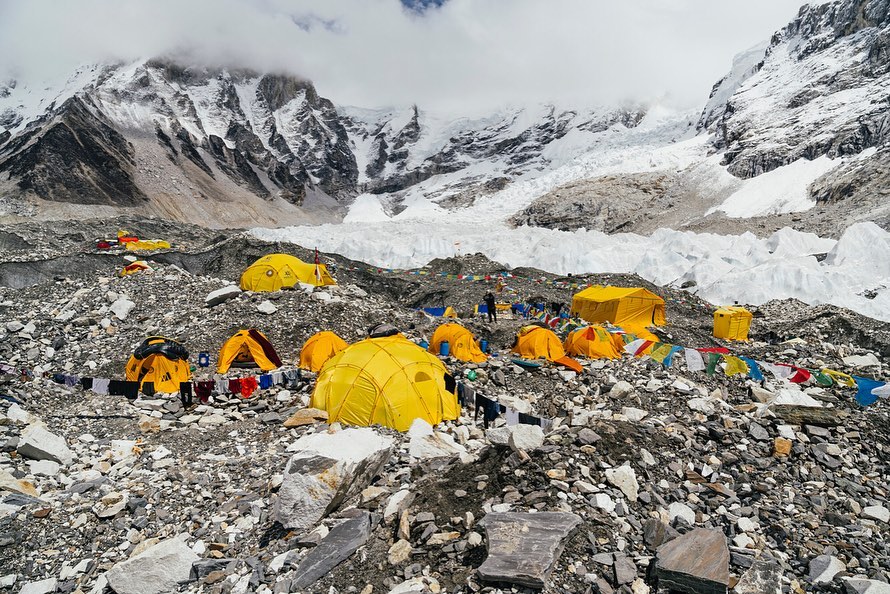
[0,0,806,110]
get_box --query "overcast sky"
[0,0,810,111]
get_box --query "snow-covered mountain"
[1,0,889,232]
[0,59,650,227]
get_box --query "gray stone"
[17,424,74,466]
[655,528,729,594]
[407,419,466,460]
[734,559,782,594]
[843,578,890,594]
[5,321,24,332]
[486,427,513,446]
[613,553,637,585]
[109,297,136,320]
[643,518,678,550]
[18,578,57,594]
[610,381,633,397]
[749,423,769,441]
[256,300,277,314]
[275,428,394,531]
[508,424,544,453]
[862,505,889,523]
[106,538,199,594]
[205,285,241,307]
[605,464,639,502]
[477,512,582,589]
[808,554,846,585]
[291,510,375,589]
[191,559,240,580]
[577,428,601,445]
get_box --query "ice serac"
[275,427,394,531]
[105,537,199,594]
[654,528,730,594]
[477,512,582,589]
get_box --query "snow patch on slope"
[709,155,839,217]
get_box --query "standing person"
[484,291,497,323]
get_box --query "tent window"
[415,372,432,383]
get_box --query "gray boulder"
[106,538,199,594]
[290,510,376,589]
[654,528,729,594]
[275,428,394,531]
[17,425,74,466]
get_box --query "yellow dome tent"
[713,306,752,341]
[125,336,191,393]
[564,326,622,359]
[571,286,666,329]
[310,335,459,431]
[511,326,582,372]
[428,323,487,363]
[299,331,349,373]
[218,329,283,373]
[240,253,336,291]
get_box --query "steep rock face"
[0,95,146,205]
[705,0,890,179]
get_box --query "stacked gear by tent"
[564,325,622,359]
[310,335,459,431]
[571,286,665,335]
[428,323,487,363]
[713,306,753,341]
[218,329,283,373]
[421,306,458,318]
[120,261,151,276]
[125,337,190,393]
[299,331,349,373]
[511,325,582,372]
[240,254,336,291]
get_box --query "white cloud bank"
[0,0,807,110]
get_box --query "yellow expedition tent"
[571,286,666,329]
[428,323,487,363]
[713,306,752,341]
[299,331,349,372]
[240,253,336,292]
[218,329,283,373]
[125,336,190,393]
[564,326,622,359]
[511,325,582,372]
[310,335,459,431]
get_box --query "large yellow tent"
[310,335,459,431]
[428,323,487,363]
[218,329,283,373]
[511,325,582,372]
[299,331,349,372]
[713,306,752,341]
[571,286,666,329]
[564,326,622,359]
[240,253,336,291]
[125,337,191,393]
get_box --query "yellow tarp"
[218,329,283,373]
[310,335,459,431]
[299,331,349,373]
[511,326,567,361]
[713,306,752,340]
[564,326,622,359]
[240,253,336,291]
[571,286,666,327]
[428,323,487,363]
[125,240,171,251]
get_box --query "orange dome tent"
[299,331,349,372]
[511,325,582,372]
[564,326,622,359]
[428,323,487,363]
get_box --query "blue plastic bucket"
[480,339,488,353]
[440,341,450,356]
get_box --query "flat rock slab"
[291,510,375,589]
[17,424,74,466]
[477,512,582,589]
[275,428,394,531]
[655,528,729,594]
[106,537,199,594]
[734,559,782,594]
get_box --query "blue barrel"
[480,339,488,353]
[419,340,429,349]
[439,341,450,356]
